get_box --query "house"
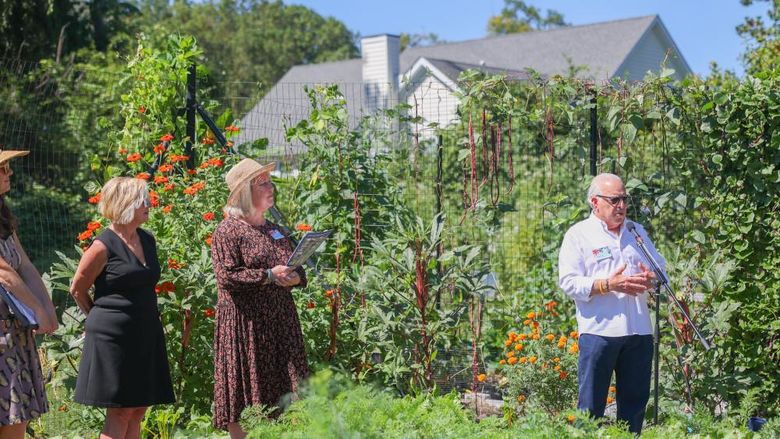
[235,15,691,149]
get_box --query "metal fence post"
[590,93,598,176]
[186,63,196,170]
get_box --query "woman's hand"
[275,271,301,287]
[34,311,58,335]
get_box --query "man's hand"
[608,264,656,296]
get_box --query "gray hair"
[587,173,623,210]
[223,180,256,219]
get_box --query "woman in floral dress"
[211,159,308,438]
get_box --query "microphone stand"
[626,222,711,425]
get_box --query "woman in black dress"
[211,159,308,439]
[70,176,174,438]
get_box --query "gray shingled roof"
[237,15,685,150]
[422,58,534,84]
[401,15,660,79]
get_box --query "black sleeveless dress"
[74,228,175,408]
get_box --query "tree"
[400,32,444,51]
[487,0,567,35]
[737,0,780,73]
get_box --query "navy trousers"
[577,333,653,434]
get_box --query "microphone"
[626,221,643,243]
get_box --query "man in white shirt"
[559,173,665,434]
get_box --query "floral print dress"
[211,217,308,430]
[0,235,48,425]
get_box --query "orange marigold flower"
[514,344,523,351]
[560,371,569,380]
[544,300,557,311]
[325,290,334,297]
[553,357,560,363]
[523,319,531,326]
[477,373,486,382]
[607,396,615,405]
[203,308,215,318]
[529,356,538,364]
[88,193,101,204]
[295,223,312,232]
[559,336,568,343]
[160,134,174,142]
[135,172,150,180]
[154,175,169,184]
[203,212,215,221]
[545,334,555,342]
[518,334,527,340]
[507,357,518,365]
[532,321,539,328]
[531,333,540,340]
[138,105,146,114]
[557,341,566,349]
[499,359,506,365]
[567,414,575,423]
[570,331,579,339]
[126,153,142,162]
[158,164,174,173]
[504,339,512,347]
[162,204,173,214]
[86,221,102,231]
[609,386,616,393]
[78,230,93,241]
[554,365,561,371]
[149,191,159,207]
[569,343,579,354]
[518,356,527,363]
[526,311,535,319]
[153,143,166,155]
[168,258,183,269]
[517,395,526,403]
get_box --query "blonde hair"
[223,180,256,219]
[98,177,149,225]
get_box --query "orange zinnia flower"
[149,191,159,207]
[162,183,175,192]
[203,308,215,318]
[296,223,312,232]
[86,221,102,231]
[205,234,213,247]
[306,301,316,309]
[168,258,183,269]
[135,172,150,180]
[153,143,166,155]
[202,212,215,221]
[77,230,93,241]
[224,125,240,132]
[158,164,174,173]
[202,137,215,145]
[560,371,569,380]
[138,105,146,114]
[126,153,142,162]
[88,193,101,204]
[169,154,189,163]
[567,414,575,423]
[118,147,128,155]
[160,134,174,142]
[162,204,173,214]
[324,290,334,297]
[499,359,506,365]
[154,175,168,184]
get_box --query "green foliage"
[487,0,568,35]
[737,0,780,73]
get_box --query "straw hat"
[225,158,275,200]
[0,149,29,164]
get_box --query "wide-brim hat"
[226,158,275,201]
[0,149,29,163]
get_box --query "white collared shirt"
[558,214,667,337]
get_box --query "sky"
[288,0,770,76]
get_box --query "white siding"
[361,35,400,111]
[406,76,460,139]
[614,24,688,81]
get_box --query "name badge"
[592,246,612,262]
[269,230,285,240]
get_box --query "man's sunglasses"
[596,195,631,206]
